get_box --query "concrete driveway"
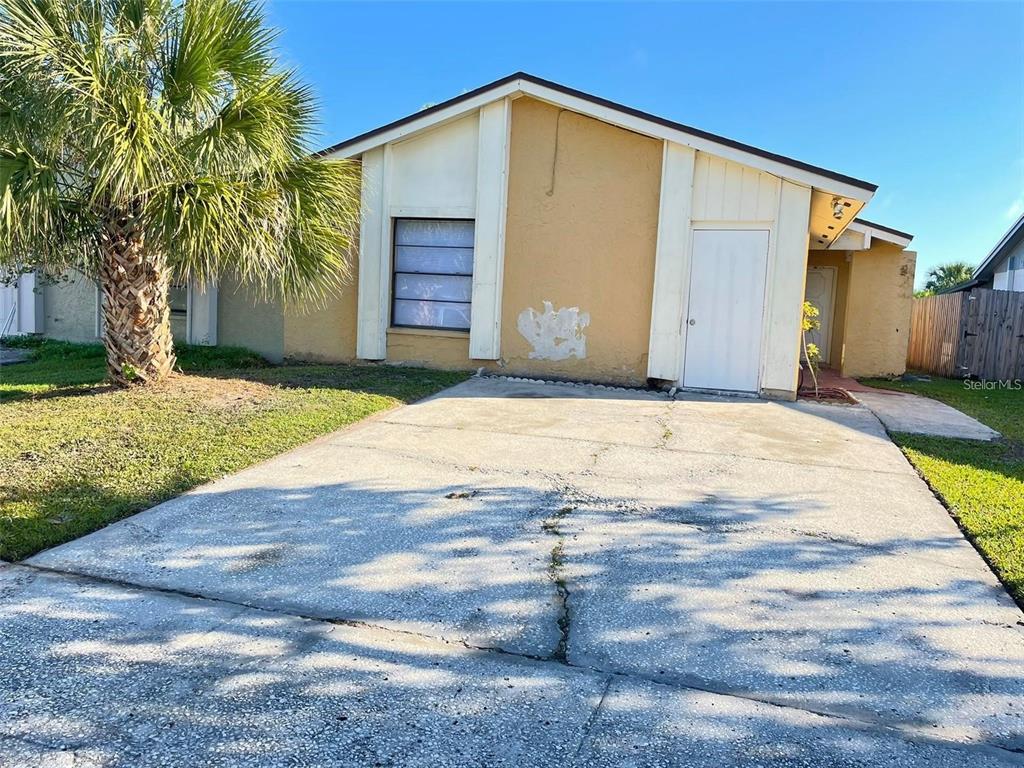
[4,377,1023,767]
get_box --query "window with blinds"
[392,218,474,331]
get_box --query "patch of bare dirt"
[152,372,279,409]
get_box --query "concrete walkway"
[3,378,1023,766]
[855,388,1001,440]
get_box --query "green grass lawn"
[862,375,1023,604]
[0,338,466,561]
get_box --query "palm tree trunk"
[98,210,175,386]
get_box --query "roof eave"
[315,72,524,160]
[318,72,877,201]
[972,213,1024,281]
[939,277,984,295]
[850,218,914,247]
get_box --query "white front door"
[682,229,769,393]
[803,266,836,364]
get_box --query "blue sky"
[267,1,1024,288]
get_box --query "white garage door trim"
[681,229,770,393]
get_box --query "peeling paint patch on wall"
[517,301,590,361]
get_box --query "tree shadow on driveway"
[2,551,1019,767]
[14,470,1024,760]
[6,375,1024,765]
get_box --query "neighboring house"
[9,73,916,398]
[948,213,1024,293]
[1,271,220,346]
[0,272,44,338]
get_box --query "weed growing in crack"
[543,502,575,662]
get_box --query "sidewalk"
[809,368,1000,441]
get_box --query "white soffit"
[323,74,877,203]
[808,189,866,250]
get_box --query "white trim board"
[647,141,696,380]
[328,75,876,202]
[518,81,871,201]
[837,220,913,250]
[355,146,388,359]
[324,81,520,161]
[468,97,512,360]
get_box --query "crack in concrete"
[542,490,576,662]
[10,562,1024,763]
[372,417,916,478]
[329,433,983,575]
[553,498,1003,577]
[585,443,612,472]
[572,674,614,760]
[321,441,992,577]
[318,441,992,577]
[655,401,674,449]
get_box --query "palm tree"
[923,261,975,294]
[0,0,359,385]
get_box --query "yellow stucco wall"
[386,328,471,369]
[283,281,359,363]
[806,252,850,369]
[497,97,663,384]
[840,243,916,378]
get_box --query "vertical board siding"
[691,153,779,222]
[907,289,1024,380]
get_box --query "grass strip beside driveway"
[1,339,466,560]
[862,376,1023,605]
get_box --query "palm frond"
[0,0,359,305]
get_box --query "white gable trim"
[326,81,520,161]
[973,213,1024,281]
[517,81,871,202]
[330,77,875,203]
[842,220,913,249]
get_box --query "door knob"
[688,318,696,326]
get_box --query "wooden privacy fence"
[907,288,1024,380]
[907,292,964,377]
